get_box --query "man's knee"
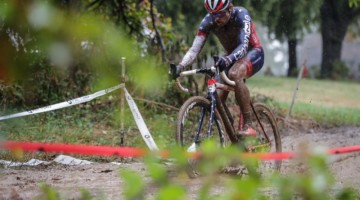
[229,63,247,80]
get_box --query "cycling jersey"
[179,6,263,77]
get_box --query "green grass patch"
[248,75,360,126]
[0,98,177,159]
[274,101,360,126]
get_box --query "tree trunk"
[287,39,297,77]
[320,0,352,79]
[149,0,166,62]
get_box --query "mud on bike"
[170,57,282,178]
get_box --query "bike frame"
[194,77,271,148]
[194,77,238,145]
[170,64,271,147]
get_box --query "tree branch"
[133,97,179,111]
[149,0,166,62]
[117,0,135,34]
[86,0,105,10]
[116,0,143,37]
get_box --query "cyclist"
[175,0,264,137]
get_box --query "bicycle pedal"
[245,146,256,152]
[244,137,260,152]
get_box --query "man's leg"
[228,47,264,136]
[228,58,256,136]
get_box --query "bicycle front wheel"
[176,96,228,178]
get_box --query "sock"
[242,112,252,129]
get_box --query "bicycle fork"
[193,79,218,145]
[192,79,225,145]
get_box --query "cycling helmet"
[204,0,231,13]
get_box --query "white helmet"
[204,0,231,13]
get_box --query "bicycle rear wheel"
[176,96,228,178]
[250,103,282,174]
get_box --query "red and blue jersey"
[179,6,263,72]
[198,7,261,63]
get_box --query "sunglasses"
[211,10,228,18]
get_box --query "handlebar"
[220,71,236,86]
[169,63,235,93]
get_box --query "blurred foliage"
[0,1,166,110]
[34,140,359,199]
[156,0,220,63]
[135,146,360,199]
[350,0,360,7]
[38,184,60,200]
[81,0,173,61]
[0,81,24,110]
[331,60,350,80]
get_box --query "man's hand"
[216,56,232,72]
[175,64,185,78]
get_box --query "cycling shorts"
[216,47,264,83]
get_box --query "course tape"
[124,88,159,151]
[1,141,360,161]
[0,84,159,151]
[0,84,125,121]
[1,141,146,158]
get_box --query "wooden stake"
[287,60,307,118]
[120,57,126,146]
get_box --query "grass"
[0,97,178,161]
[247,75,360,126]
[1,75,360,161]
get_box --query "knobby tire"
[251,103,282,173]
[176,96,228,178]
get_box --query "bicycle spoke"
[176,96,228,178]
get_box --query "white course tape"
[0,84,125,121]
[0,155,92,167]
[0,83,159,151]
[123,88,159,151]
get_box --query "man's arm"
[226,9,251,63]
[179,15,213,67]
[179,33,207,67]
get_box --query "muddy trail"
[1,126,360,199]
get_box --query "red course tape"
[1,141,146,158]
[1,141,360,160]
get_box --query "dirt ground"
[1,125,360,199]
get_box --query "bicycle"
[170,57,282,178]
